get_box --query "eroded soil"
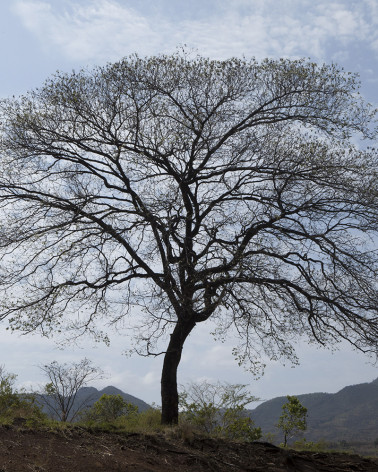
[0,425,377,472]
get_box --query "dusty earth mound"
[0,425,377,471]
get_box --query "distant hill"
[247,378,378,443]
[76,385,151,413]
[37,385,151,421]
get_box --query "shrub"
[127,407,162,432]
[292,438,330,452]
[179,381,262,441]
[0,365,47,425]
[80,394,138,425]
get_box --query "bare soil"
[0,424,377,472]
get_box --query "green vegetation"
[0,365,47,426]
[77,382,263,441]
[289,438,378,458]
[249,378,378,457]
[1,363,376,459]
[277,395,307,447]
[179,381,262,441]
[0,366,263,441]
[291,438,331,452]
[79,394,139,425]
[77,403,163,434]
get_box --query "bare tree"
[39,359,104,422]
[0,52,377,424]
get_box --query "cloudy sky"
[0,0,377,406]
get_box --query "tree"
[80,393,138,424]
[179,381,261,440]
[40,358,104,422]
[0,52,377,424]
[277,395,308,447]
[0,365,46,423]
[0,365,18,417]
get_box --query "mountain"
[74,385,151,413]
[247,378,378,443]
[37,385,151,421]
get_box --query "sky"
[0,0,377,407]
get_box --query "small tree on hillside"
[0,365,18,417]
[277,395,307,447]
[0,365,46,423]
[40,358,104,422]
[81,393,138,424]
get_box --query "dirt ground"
[0,425,378,472]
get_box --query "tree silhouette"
[40,359,104,422]
[0,52,377,423]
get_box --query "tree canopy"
[0,52,377,423]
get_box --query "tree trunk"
[161,318,196,424]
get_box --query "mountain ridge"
[37,385,151,421]
[247,377,378,442]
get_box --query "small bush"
[126,407,163,432]
[179,381,262,441]
[0,365,48,426]
[291,438,330,452]
[79,398,163,434]
[79,394,138,425]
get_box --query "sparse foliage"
[277,395,307,447]
[0,52,377,424]
[179,381,261,440]
[40,358,104,422]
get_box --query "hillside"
[248,377,378,444]
[37,385,151,420]
[1,425,378,472]
[76,385,151,412]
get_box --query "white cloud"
[12,0,166,61]
[197,345,236,368]
[313,3,368,43]
[12,0,378,63]
[142,370,160,386]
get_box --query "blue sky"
[0,0,377,405]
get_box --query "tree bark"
[161,318,196,424]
